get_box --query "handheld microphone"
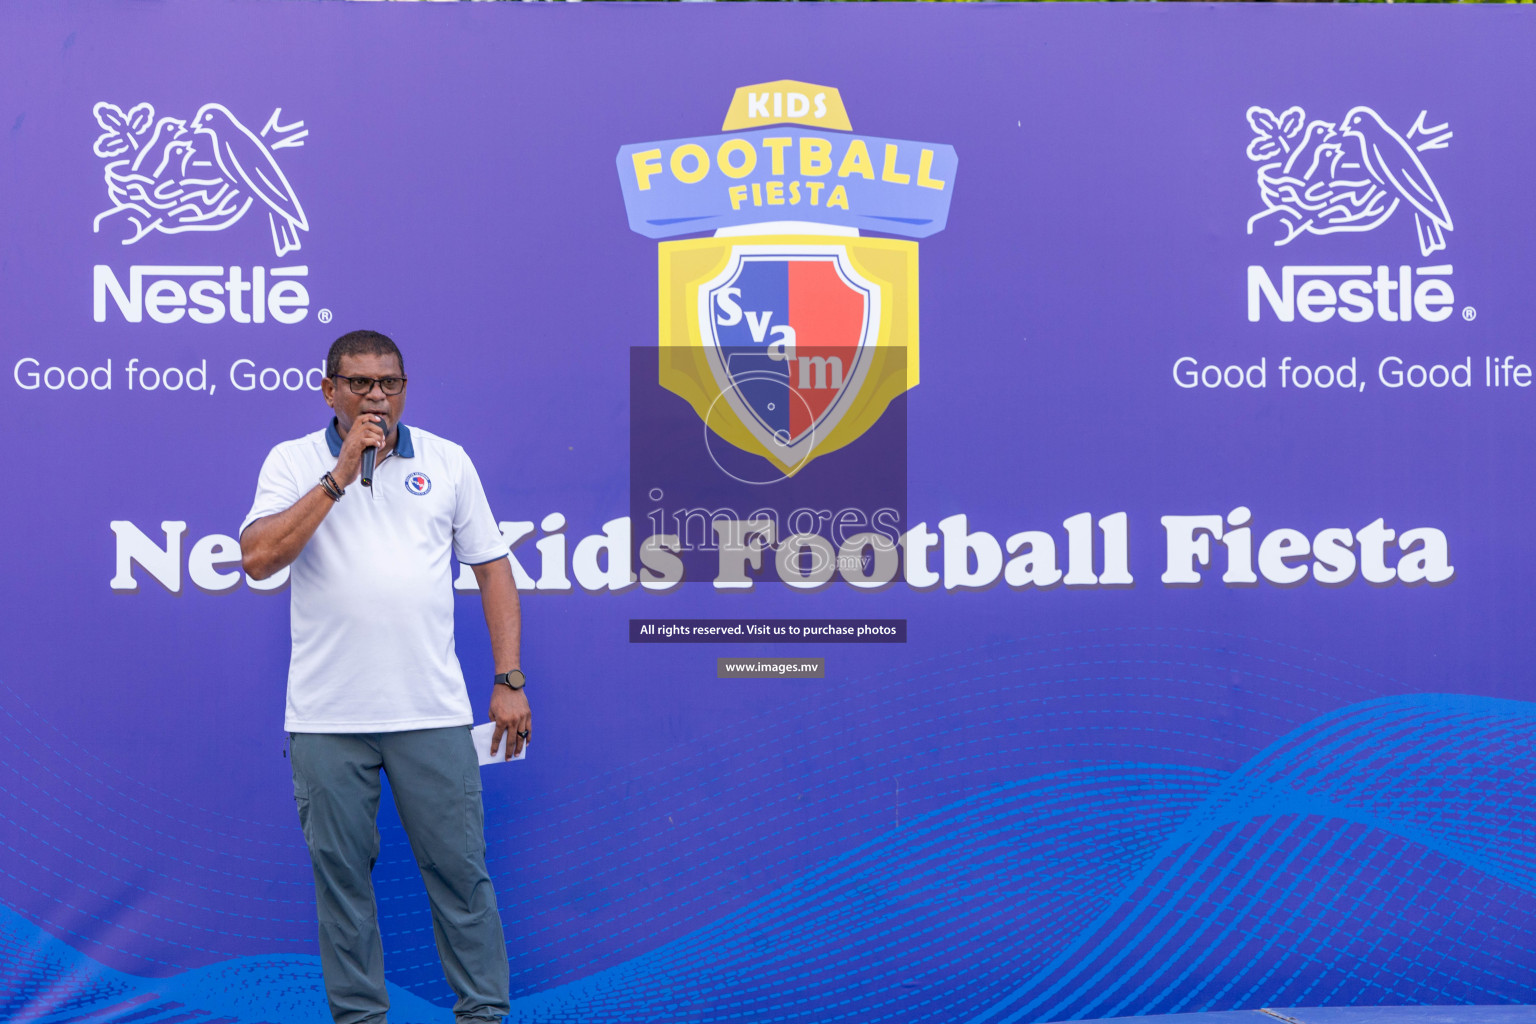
[361,419,381,489]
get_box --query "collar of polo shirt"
[325,418,416,459]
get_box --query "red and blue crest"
[658,233,918,476]
[697,245,879,469]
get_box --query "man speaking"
[240,329,528,1024]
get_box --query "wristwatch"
[493,669,527,691]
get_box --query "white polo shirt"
[241,421,510,733]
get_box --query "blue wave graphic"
[6,636,1536,1022]
[974,695,1536,1023]
[0,901,450,1023]
[496,694,1536,1023]
[5,629,1371,996]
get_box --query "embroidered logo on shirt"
[404,472,432,496]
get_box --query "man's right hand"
[332,414,388,487]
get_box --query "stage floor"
[1055,1008,1536,1024]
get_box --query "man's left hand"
[489,683,531,760]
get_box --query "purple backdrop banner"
[3,3,1536,1022]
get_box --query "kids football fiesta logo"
[617,82,958,476]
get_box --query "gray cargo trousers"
[290,727,509,1024]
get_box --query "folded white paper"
[472,722,528,765]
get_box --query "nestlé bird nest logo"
[1246,105,1452,259]
[92,102,310,257]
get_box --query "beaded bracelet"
[319,472,345,502]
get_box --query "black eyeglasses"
[332,374,407,396]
